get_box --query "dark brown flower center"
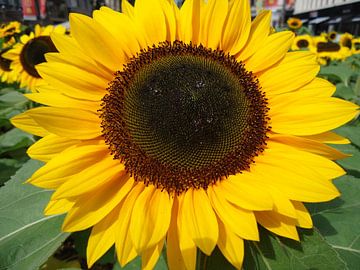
[297,39,309,48]
[19,36,58,78]
[100,41,269,194]
[342,38,352,49]
[317,42,341,52]
[0,47,12,72]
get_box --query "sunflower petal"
[62,175,133,231]
[27,107,101,140]
[11,112,49,137]
[217,219,244,269]
[87,207,120,267]
[181,189,218,255]
[27,134,79,162]
[291,201,313,229]
[142,238,165,270]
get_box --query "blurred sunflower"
[0,47,18,83]
[12,0,359,269]
[316,41,351,62]
[339,32,353,49]
[328,31,337,41]
[0,21,22,48]
[291,34,313,50]
[287,17,302,29]
[352,38,360,54]
[2,24,66,91]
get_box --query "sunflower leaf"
[242,228,346,270]
[0,159,70,270]
[308,175,360,269]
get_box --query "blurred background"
[1,0,360,36]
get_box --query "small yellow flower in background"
[0,47,19,83]
[11,0,359,269]
[352,38,360,54]
[339,32,353,49]
[0,21,21,39]
[328,31,337,41]
[2,24,66,91]
[287,17,302,30]
[291,34,313,50]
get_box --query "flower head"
[287,17,302,30]
[2,24,66,91]
[12,1,359,269]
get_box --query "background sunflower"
[2,24,66,92]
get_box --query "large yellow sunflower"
[11,1,359,269]
[287,17,302,30]
[291,34,313,51]
[0,47,18,83]
[2,24,65,91]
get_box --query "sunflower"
[352,38,360,54]
[287,17,302,30]
[0,21,21,39]
[2,24,66,91]
[328,31,337,41]
[339,32,353,49]
[315,41,351,62]
[12,1,359,269]
[0,47,18,83]
[291,34,313,51]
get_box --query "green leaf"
[308,175,360,269]
[242,228,346,270]
[0,91,28,109]
[335,124,360,148]
[0,128,34,155]
[334,83,356,100]
[319,64,356,85]
[0,158,22,185]
[0,159,70,270]
[113,248,167,270]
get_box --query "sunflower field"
[0,1,360,270]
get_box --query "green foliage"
[0,160,70,270]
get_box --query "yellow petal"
[62,175,133,231]
[11,112,49,137]
[87,206,120,267]
[255,211,299,241]
[116,183,144,267]
[221,0,250,55]
[44,198,74,215]
[297,77,336,97]
[270,96,359,136]
[303,131,350,144]
[237,10,271,61]
[181,189,218,255]
[36,62,107,101]
[121,0,135,17]
[130,186,173,253]
[93,8,142,58]
[52,156,125,199]
[217,219,244,270]
[269,134,349,160]
[220,174,273,211]
[167,198,187,270]
[142,238,165,270]
[258,51,319,96]
[199,0,228,49]
[25,92,101,112]
[28,143,108,189]
[208,186,259,241]
[178,0,202,44]
[291,201,313,229]
[177,195,197,270]
[134,0,167,45]
[27,134,79,162]
[245,31,294,73]
[69,13,125,72]
[27,107,101,140]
